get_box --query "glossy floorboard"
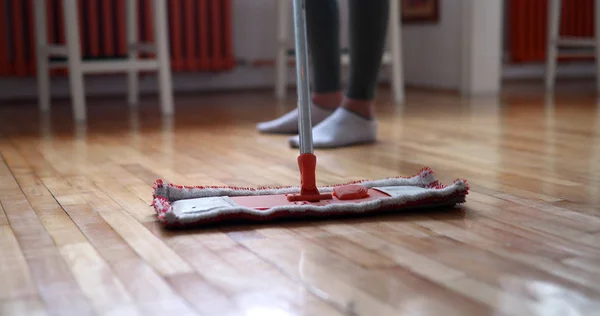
[1,82,599,315]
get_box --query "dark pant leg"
[304,0,341,94]
[346,0,390,100]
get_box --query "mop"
[151,0,469,227]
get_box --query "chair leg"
[127,0,139,106]
[62,0,86,122]
[389,0,404,104]
[34,0,51,112]
[595,0,600,92]
[275,0,289,99]
[546,0,561,92]
[153,0,174,115]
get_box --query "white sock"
[256,103,335,134]
[288,107,377,148]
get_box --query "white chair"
[33,0,174,123]
[546,0,600,92]
[274,0,404,104]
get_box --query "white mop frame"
[151,168,470,226]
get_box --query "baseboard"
[0,67,293,102]
[502,61,596,79]
[2,61,596,102]
[0,65,400,102]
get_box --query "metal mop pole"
[287,0,331,202]
[292,0,313,154]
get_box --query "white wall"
[461,0,503,95]
[0,0,299,101]
[402,0,464,90]
[0,0,498,101]
[225,0,486,93]
[232,0,291,64]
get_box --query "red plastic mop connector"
[287,153,333,202]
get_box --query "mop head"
[151,167,469,228]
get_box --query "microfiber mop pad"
[151,167,469,227]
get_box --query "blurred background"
[0,0,596,115]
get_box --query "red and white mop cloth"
[151,167,469,227]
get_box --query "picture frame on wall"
[401,0,440,23]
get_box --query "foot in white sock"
[288,107,377,148]
[256,103,335,134]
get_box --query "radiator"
[0,0,235,77]
[508,0,595,63]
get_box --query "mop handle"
[292,0,313,154]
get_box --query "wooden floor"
[1,82,600,316]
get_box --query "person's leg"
[343,0,390,118]
[257,0,342,134]
[290,0,390,148]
